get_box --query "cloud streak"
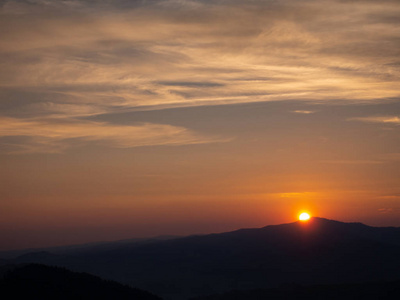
[0,117,222,153]
[292,110,316,114]
[1,0,400,151]
[350,116,400,125]
[1,1,399,105]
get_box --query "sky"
[1,0,400,251]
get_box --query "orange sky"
[0,0,400,251]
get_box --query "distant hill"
[3,217,400,299]
[0,235,180,259]
[0,264,162,300]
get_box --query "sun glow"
[299,212,311,221]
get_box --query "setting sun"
[299,213,311,221]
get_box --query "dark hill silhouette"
[0,235,180,259]
[3,217,400,299]
[0,263,162,300]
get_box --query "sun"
[299,212,311,221]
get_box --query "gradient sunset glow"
[1,0,400,251]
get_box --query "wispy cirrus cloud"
[0,117,223,154]
[292,110,316,114]
[378,207,400,214]
[349,116,400,125]
[1,0,399,112]
[1,0,400,152]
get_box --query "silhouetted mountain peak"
[2,218,400,299]
[271,216,372,232]
[308,216,367,226]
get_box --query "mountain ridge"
[2,217,400,299]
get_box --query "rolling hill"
[3,217,400,299]
[0,263,161,300]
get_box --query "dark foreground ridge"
[0,264,162,300]
[2,217,400,299]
